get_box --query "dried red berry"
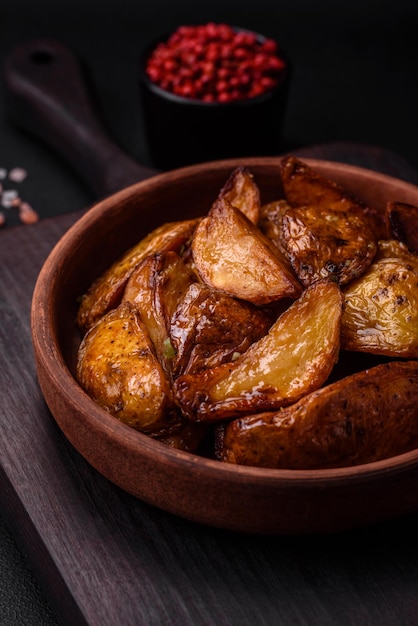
[145,23,287,103]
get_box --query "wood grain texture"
[3,39,157,198]
[2,144,418,625]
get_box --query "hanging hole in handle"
[30,49,56,64]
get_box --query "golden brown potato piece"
[375,238,414,261]
[259,199,292,259]
[77,219,200,334]
[280,203,377,286]
[174,280,343,421]
[386,200,418,254]
[169,282,272,377]
[122,251,197,373]
[76,303,179,433]
[215,360,418,469]
[218,166,261,224]
[341,240,418,357]
[191,197,301,305]
[280,155,385,238]
[281,155,367,212]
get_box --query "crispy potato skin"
[259,199,286,240]
[376,238,411,260]
[170,282,272,377]
[259,199,294,261]
[216,360,418,469]
[281,156,365,209]
[280,155,366,210]
[77,302,206,451]
[77,303,178,432]
[341,240,418,357]
[174,280,343,421]
[280,155,386,238]
[192,197,301,305]
[279,156,378,286]
[218,166,261,224]
[281,204,377,287]
[386,201,418,254]
[77,219,200,334]
[122,251,197,373]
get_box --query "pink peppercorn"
[145,23,286,103]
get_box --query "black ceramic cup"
[139,27,292,171]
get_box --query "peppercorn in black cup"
[139,23,292,170]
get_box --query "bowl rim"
[31,156,418,488]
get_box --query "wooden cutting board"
[2,143,418,626]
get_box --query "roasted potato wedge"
[215,360,418,469]
[77,303,179,433]
[341,240,418,357]
[259,199,292,259]
[280,155,366,211]
[77,218,200,334]
[218,166,261,224]
[122,251,197,373]
[192,197,301,305]
[170,282,272,377]
[280,155,385,238]
[386,200,418,254]
[280,203,377,286]
[174,280,343,421]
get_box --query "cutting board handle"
[2,39,157,198]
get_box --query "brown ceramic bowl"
[31,157,418,535]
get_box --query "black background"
[1,1,418,623]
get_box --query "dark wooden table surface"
[2,143,418,626]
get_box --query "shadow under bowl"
[31,156,418,534]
